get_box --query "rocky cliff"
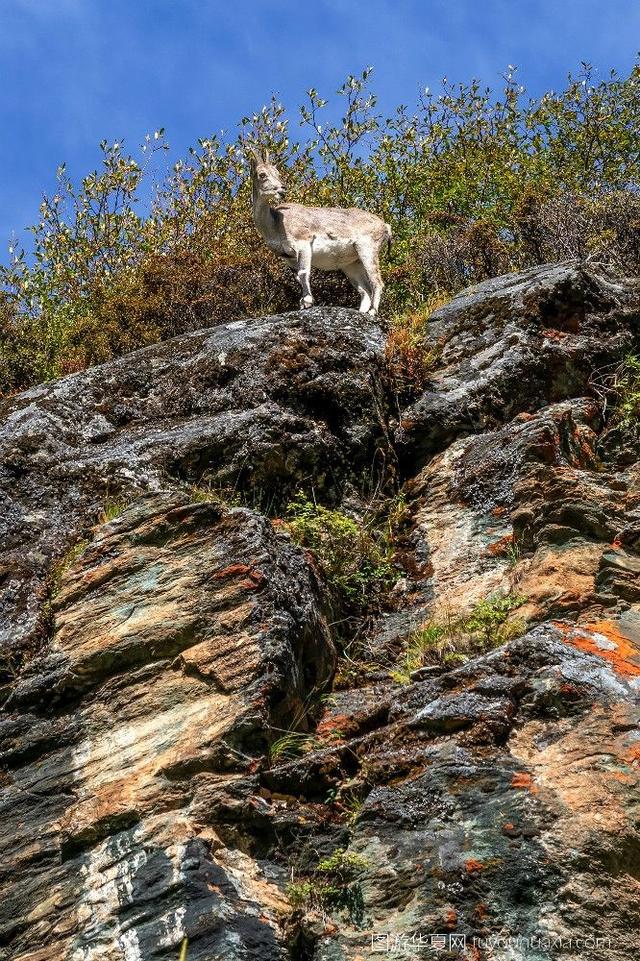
[1,264,639,961]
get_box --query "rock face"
[1,496,334,960]
[1,265,640,961]
[267,620,640,960]
[396,263,638,467]
[0,308,387,653]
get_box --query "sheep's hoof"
[300,297,314,309]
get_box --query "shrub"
[285,493,396,612]
[611,355,640,431]
[286,848,368,924]
[385,294,447,399]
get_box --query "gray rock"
[396,263,640,470]
[0,307,387,653]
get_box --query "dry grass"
[385,293,449,398]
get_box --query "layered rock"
[396,263,639,468]
[259,619,640,961]
[1,495,334,960]
[0,308,387,653]
[1,265,640,961]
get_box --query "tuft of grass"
[385,294,448,397]
[340,791,365,824]
[285,493,397,613]
[189,477,284,516]
[268,730,317,764]
[395,593,526,681]
[505,536,523,569]
[99,495,132,524]
[286,848,368,924]
[189,483,244,507]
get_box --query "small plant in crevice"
[385,294,448,402]
[394,593,527,681]
[286,847,368,925]
[285,493,398,617]
[268,730,318,764]
[266,686,330,768]
[592,353,640,441]
[189,482,245,509]
[339,790,365,824]
[189,471,287,517]
[99,495,132,524]
[610,354,640,432]
[505,535,524,569]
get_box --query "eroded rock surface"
[396,263,639,469]
[259,620,640,960]
[1,496,334,960]
[0,308,386,652]
[1,266,640,961]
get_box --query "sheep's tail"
[385,223,393,255]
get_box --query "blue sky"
[0,0,637,249]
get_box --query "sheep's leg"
[355,242,384,315]
[296,244,314,309]
[342,261,372,313]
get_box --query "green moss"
[51,538,91,591]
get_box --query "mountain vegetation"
[1,60,639,393]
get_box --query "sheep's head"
[249,148,286,201]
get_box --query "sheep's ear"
[247,146,259,169]
[262,147,270,163]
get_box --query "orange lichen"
[465,858,484,874]
[554,619,640,678]
[501,822,518,835]
[445,907,458,929]
[487,533,514,557]
[474,902,489,922]
[510,772,537,792]
[610,770,634,783]
[625,744,640,765]
[214,563,265,588]
[315,712,354,739]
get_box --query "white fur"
[249,149,391,314]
